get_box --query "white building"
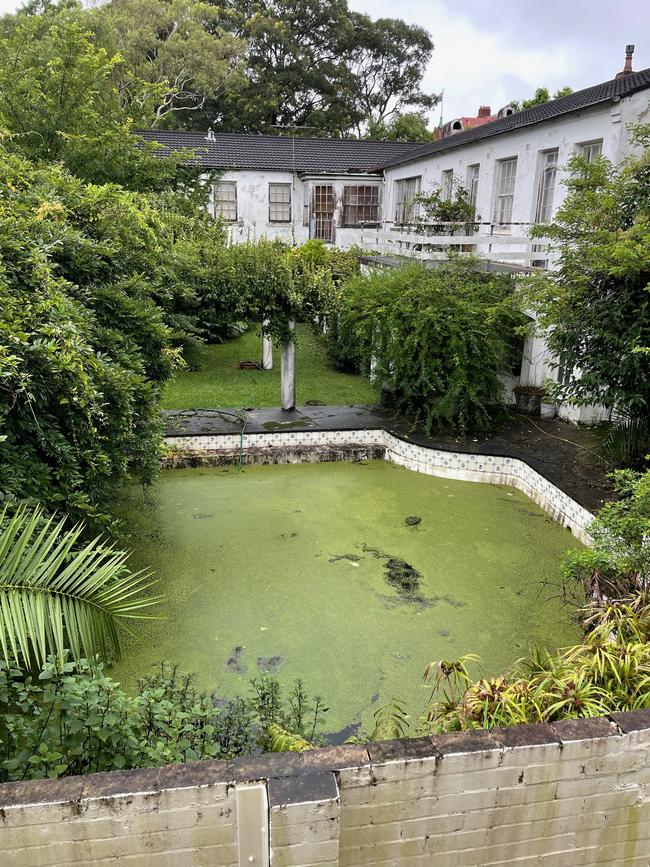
[141,59,650,422]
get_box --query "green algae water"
[114,461,582,733]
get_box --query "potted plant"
[540,382,557,420]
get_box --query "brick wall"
[2,711,650,866]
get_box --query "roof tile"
[136,130,422,173]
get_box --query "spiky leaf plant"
[0,505,162,669]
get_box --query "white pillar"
[280,320,296,411]
[262,320,273,370]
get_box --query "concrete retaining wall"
[2,710,650,866]
[164,428,594,544]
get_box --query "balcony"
[338,221,554,271]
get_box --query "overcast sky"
[0,0,647,125]
[349,0,650,122]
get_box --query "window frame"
[268,182,292,223]
[492,157,517,226]
[534,149,559,224]
[394,176,422,224]
[466,164,480,214]
[342,184,380,227]
[441,169,454,201]
[577,139,603,163]
[213,180,238,222]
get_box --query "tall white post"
[262,320,273,370]
[280,320,296,411]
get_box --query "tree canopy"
[510,85,573,112]
[528,124,650,417]
[1,0,438,137]
[365,112,432,142]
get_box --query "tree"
[365,112,431,142]
[189,0,437,135]
[0,10,187,189]
[96,0,246,126]
[528,124,650,418]
[347,16,437,134]
[510,85,573,112]
[0,506,161,670]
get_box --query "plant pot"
[514,386,544,416]
[540,402,556,420]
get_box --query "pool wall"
[3,710,649,866]
[164,428,594,545]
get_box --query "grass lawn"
[162,324,378,409]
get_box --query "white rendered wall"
[382,91,650,236]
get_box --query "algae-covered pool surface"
[115,461,582,733]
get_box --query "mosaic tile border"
[164,429,594,545]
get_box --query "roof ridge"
[374,67,650,170]
[137,129,424,148]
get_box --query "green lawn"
[162,325,378,409]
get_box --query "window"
[394,176,421,223]
[268,183,291,222]
[466,164,480,214]
[493,158,517,225]
[441,169,454,200]
[535,150,558,224]
[213,181,237,221]
[313,185,334,241]
[343,185,379,226]
[578,140,603,163]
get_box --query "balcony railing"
[345,221,554,270]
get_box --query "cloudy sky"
[349,0,650,122]
[0,0,647,124]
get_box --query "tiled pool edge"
[164,428,594,545]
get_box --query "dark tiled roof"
[137,129,423,173]
[374,68,650,170]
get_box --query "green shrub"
[329,260,525,434]
[0,148,228,525]
[0,659,327,781]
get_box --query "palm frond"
[0,505,163,669]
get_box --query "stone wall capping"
[551,716,619,742]
[366,737,441,764]
[267,771,339,807]
[609,708,650,734]
[488,722,561,749]
[301,744,371,772]
[0,775,85,810]
[431,729,502,755]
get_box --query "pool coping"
[164,427,594,545]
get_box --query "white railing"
[346,221,555,269]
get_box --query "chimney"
[477,106,491,118]
[615,44,634,78]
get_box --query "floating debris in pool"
[329,553,361,564]
[438,629,451,638]
[442,594,467,608]
[325,722,361,746]
[404,516,422,527]
[257,655,284,673]
[225,646,247,673]
[192,513,213,519]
